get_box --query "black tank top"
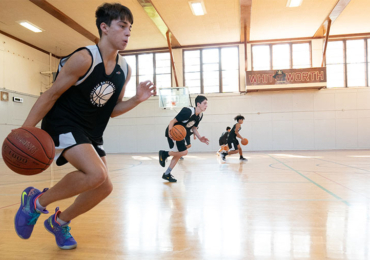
[42,45,128,143]
[229,123,241,140]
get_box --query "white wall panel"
[358,118,370,148]
[293,120,314,150]
[272,120,293,150]
[314,119,336,150]
[335,118,358,149]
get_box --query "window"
[203,48,219,93]
[184,50,201,94]
[138,53,153,84]
[292,43,310,68]
[183,46,239,94]
[326,41,345,88]
[252,42,311,71]
[326,39,369,88]
[123,55,136,98]
[252,45,270,70]
[222,47,239,93]
[346,40,366,87]
[123,52,171,97]
[155,53,171,88]
[272,44,290,70]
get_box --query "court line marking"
[0,202,19,210]
[268,154,350,206]
[312,171,370,200]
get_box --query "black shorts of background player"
[221,115,248,162]
[217,126,231,156]
[159,96,209,182]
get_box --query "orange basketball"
[2,127,55,175]
[170,125,187,141]
[241,138,248,146]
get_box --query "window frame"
[251,41,312,71]
[182,46,240,94]
[121,51,172,96]
[326,38,369,88]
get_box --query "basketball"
[170,125,187,141]
[2,127,55,175]
[241,138,249,146]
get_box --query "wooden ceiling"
[0,0,368,56]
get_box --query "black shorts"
[185,135,191,146]
[228,138,239,150]
[219,140,227,146]
[167,136,187,152]
[49,129,106,166]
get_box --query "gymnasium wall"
[1,33,370,159]
[0,33,57,159]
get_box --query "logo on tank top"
[90,81,116,107]
[186,120,196,128]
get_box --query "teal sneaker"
[44,207,77,250]
[14,187,49,239]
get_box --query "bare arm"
[23,50,92,127]
[111,65,156,118]
[235,123,243,139]
[192,126,209,145]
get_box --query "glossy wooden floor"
[1,150,370,259]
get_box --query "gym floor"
[1,150,370,259]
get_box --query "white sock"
[56,216,68,226]
[165,167,172,175]
[35,198,46,212]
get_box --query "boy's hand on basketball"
[199,136,209,145]
[168,127,175,140]
[136,81,156,102]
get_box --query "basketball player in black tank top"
[159,95,210,182]
[14,4,155,249]
[221,115,248,161]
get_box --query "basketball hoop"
[158,87,192,109]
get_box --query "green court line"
[268,154,350,206]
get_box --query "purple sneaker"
[14,187,49,239]
[44,207,77,250]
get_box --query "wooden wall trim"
[0,30,60,58]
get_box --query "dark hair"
[226,127,231,131]
[234,115,245,121]
[195,95,207,107]
[96,3,134,37]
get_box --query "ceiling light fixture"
[189,1,207,16]
[286,0,303,7]
[18,21,43,33]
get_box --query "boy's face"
[227,129,231,132]
[103,19,132,50]
[238,119,244,124]
[198,100,208,112]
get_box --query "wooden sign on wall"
[246,67,326,86]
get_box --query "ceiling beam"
[137,0,181,47]
[29,0,99,44]
[321,18,332,67]
[314,0,352,38]
[240,0,252,42]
